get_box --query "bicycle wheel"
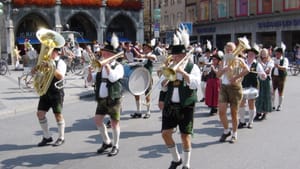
[18,73,34,90]
[73,63,84,75]
[0,61,8,75]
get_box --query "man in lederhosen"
[271,47,289,111]
[87,45,124,157]
[34,48,67,147]
[160,44,201,169]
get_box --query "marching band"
[26,27,290,169]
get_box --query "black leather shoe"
[97,142,113,154]
[276,105,281,111]
[130,113,142,118]
[108,146,119,157]
[168,159,182,169]
[37,137,53,147]
[199,98,205,102]
[52,138,65,147]
[238,122,247,129]
[143,113,151,119]
[219,132,231,142]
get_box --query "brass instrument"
[161,48,194,81]
[224,37,250,84]
[91,51,124,71]
[34,28,65,96]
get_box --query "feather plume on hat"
[173,33,180,45]
[111,32,119,50]
[281,42,286,53]
[206,40,212,51]
[150,38,156,47]
[181,28,190,49]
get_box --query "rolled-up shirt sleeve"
[187,64,201,89]
[108,63,124,83]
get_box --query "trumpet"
[161,48,194,81]
[91,51,124,71]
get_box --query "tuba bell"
[33,28,65,96]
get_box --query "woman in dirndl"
[205,52,223,116]
[255,48,274,120]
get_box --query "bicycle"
[289,61,300,76]
[18,67,34,90]
[70,57,84,75]
[0,56,9,75]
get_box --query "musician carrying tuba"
[32,28,67,147]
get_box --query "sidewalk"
[0,66,94,117]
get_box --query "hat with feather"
[170,26,190,54]
[102,33,119,55]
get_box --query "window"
[199,0,210,21]
[236,0,248,16]
[217,0,227,18]
[257,0,272,14]
[284,0,300,10]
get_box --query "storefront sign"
[258,19,300,29]
[196,27,216,34]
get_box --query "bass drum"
[122,64,151,95]
[243,87,259,100]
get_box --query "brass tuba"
[33,28,65,96]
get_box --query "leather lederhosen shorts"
[162,102,194,134]
[96,97,122,121]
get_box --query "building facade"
[0,0,144,64]
[160,0,300,52]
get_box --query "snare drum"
[122,64,151,95]
[242,87,259,100]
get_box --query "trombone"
[90,51,124,72]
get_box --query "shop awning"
[16,37,40,44]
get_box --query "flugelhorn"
[161,48,194,81]
[33,28,65,96]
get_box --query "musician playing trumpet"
[87,44,124,156]
[160,44,201,169]
[216,41,249,143]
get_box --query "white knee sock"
[112,126,120,148]
[183,149,191,168]
[271,93,275,107]
[146,104,151,114]
[239,107,246,123]
[168,145,181,162]
[97,124,111,144]
[57,120,65,140]
[136,99,141,113]
[248,109,256,124]
[200,82,206,97]
[278,96,283,106]
[39,118,51,138]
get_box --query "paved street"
[0,66,300,169]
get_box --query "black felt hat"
[170,45,187,54]
[102,44,118,54]
[275,47,283,53]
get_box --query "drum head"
[128,67,151,95]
